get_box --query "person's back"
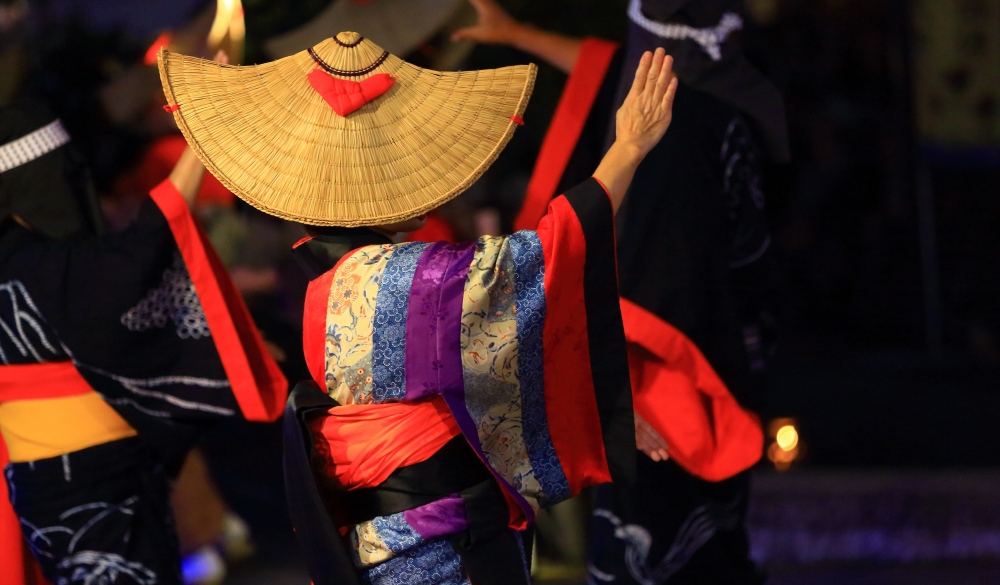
[156,31,681,584]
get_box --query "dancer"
[0,96,286,585]
[157,32,678,584]
[456,0,786,582]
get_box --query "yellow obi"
[0,362,137,462]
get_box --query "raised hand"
[615,48,678,159]
[592,47,678,213]
[451,0,521,45]
[451,0,582,73]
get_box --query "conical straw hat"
[266,0,465,60]
[158,31,536,226]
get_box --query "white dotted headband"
[627,0,743,61]
[0,120,72,173]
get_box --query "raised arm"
[593,48,678,214]
[167,146,207,208]
[451,0,583,74]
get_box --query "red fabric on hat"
[307,71,395,116]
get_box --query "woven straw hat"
[158,31,536,226]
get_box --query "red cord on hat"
[163,104,181,113]
[510,115,524,126]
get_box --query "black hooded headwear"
[0,101,104,239]
[616,0,790,162]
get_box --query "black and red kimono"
[516,37,772,584]
[284,178,635,585]
[0,179,287,584]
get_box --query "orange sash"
[309,395,461,490]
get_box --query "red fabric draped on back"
[621,299,763,481]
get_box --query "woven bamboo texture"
[159,31,536,226]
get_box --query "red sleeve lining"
[537,195,612,496]
[620,298,763,481]
[149,180,287,422]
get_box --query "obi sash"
[0,362,136,463]
[284,382,531,585]
[0,362,93,585]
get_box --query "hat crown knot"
[335,31,363,47]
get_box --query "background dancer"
[456,0,785,582]
[0,90,286,585]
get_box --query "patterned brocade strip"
[371,242,429,402]
[352,512,425,568]
[509,232,570,507]
[459,237,541,516]
[363,538,469,585]
[323,245,395,405]
[352,496,469,580]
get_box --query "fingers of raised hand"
[645,48,666,94]
[630,50,654,95]
[652,54,674,103]
[663,75,679,111]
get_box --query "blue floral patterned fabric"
[362,539,469,585]
[371,242,429,402]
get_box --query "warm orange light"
[775,425,798,451]
[207,0,245,64]
[766,418,802,472]
[207,0,234,47]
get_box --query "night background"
[2,0,999,583]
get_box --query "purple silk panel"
[403,240,536,523]
[403,242,475,402]
[403,494,469,541]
